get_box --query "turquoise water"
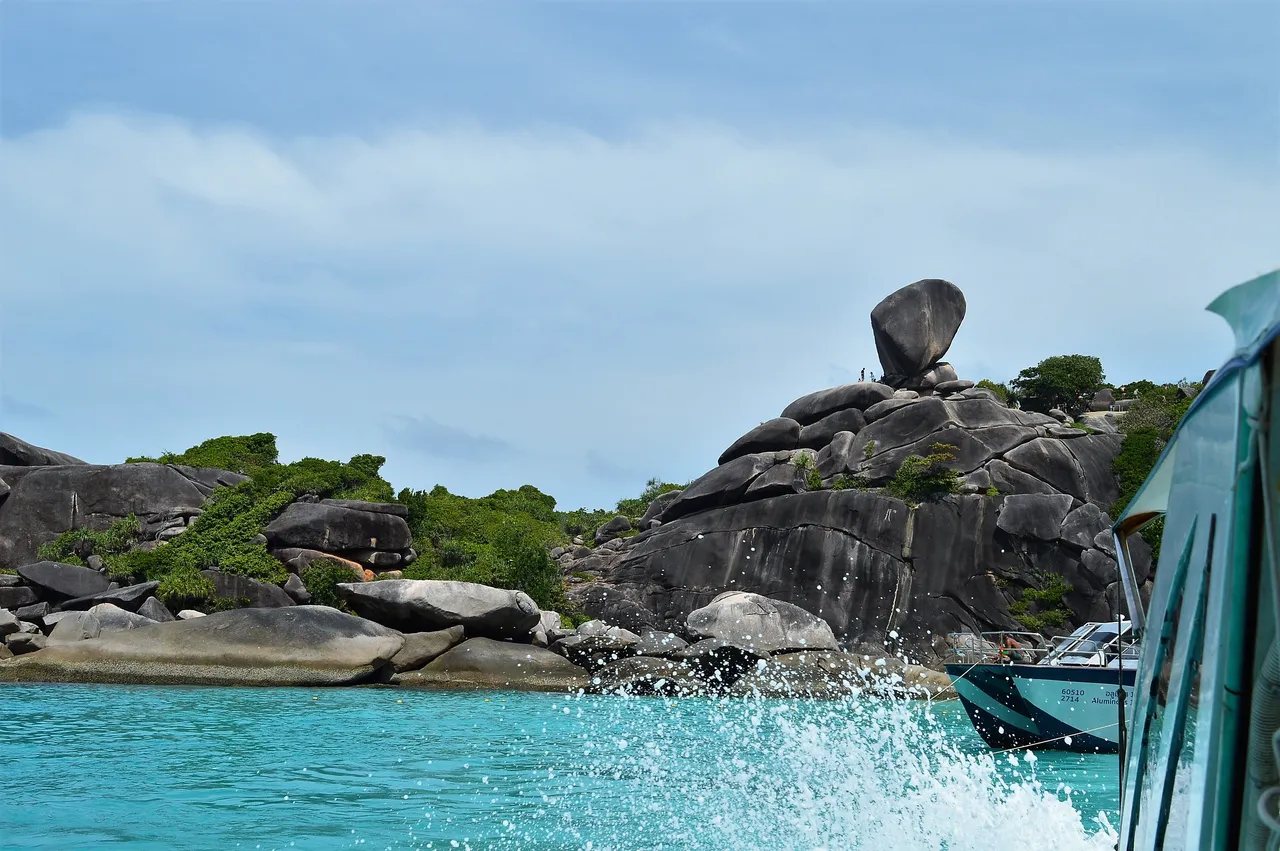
[0,684,1119,850]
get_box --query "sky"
[1,1,1277,510]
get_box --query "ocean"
[0,683,1119,850]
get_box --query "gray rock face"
[5,633,46,654]
[17,561,112,600]
[47,611,102,645]
[641,490,684,526]
[589,657,705,697]
[137,597,175,623]
[59,582,160,612]
[0,606,404,686]
[0,462,244,570]
[660,453,777,523]
[594,516,632,545]
[282,574,312,604]
[797,408,867,450]
[718,418,801,465]
[781,383,894,426]
[397,637,588,692]
[996,494,1077,542]
[672,639,769,691]
[336,579,541,639]
[0,608,19,638]
[200,570,295,609]
[686,591,839,653]
[633,629,689,658]
[263,502,412,553]
[743,463,807,500]
[319,498,409,517]
[551,633,638,672]
[390,625,466,672]
[0,586,38,609]
[870,279,966,382]
[88,603,155,633]
[0,433,86,466]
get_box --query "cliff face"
[564,278,1149,664]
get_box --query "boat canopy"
[1113,270,1280,538]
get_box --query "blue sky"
[1,1,1277,509]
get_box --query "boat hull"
[945,663,1135,753]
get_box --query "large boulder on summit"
[717,418,800,465]
[396,637,588,692]
[0,433,86,467]
[781,382,893,426]
[16,561,113,600]
[264,501,412,553]
[336,579,541,639]
[0,461,245,570]
[686,591,839,653]
[870,278,967,383]
[0,606,405,686]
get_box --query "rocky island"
[0,278,1175,699]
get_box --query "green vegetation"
[887,443,964,504]
[1110,381,1199,561]
[38,515,142,571]
[985,485,1000,497]
[976,379,1011,403]
[301,559,357,611]
[863,440,877,459]
[832,474,869,491]
[614,477,686,519]
[128,433,279,475]
[48,434,396,609]
[1008,575,1073,632]
[1009,355,1105,415]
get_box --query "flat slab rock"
[0,606,405,686]
[336,579,541,638]
[17,561,113,600]
[264,502,412,553]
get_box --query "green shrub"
[614,477,687,519]
[805,467,824,491]
[128,433,279,474]
[985,485,1000,497]
[1008,576,1073,633]
[887,443,963,504]
[37,515,142,574]
[156,566,215,610]
[863,440,877,459]
[301,559,357,610]
[832,474,868,491]
[976,379,1011,403]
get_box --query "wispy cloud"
[1,395,54,420]
[382,414,514,462]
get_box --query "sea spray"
[488,692,1120,851]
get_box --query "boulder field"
[0,577,933,699]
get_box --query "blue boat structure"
[945,622,1139,753]
[1111,270,1280,849]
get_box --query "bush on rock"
[886,443,964,504]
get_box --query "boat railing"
[947,630,1141,667]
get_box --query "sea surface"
[0,683,1119,850]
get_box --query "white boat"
[945,621,1139,753]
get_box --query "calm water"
[0,684,1119,850]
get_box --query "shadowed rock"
[390,625,466,672]
[589,656,706,697]
[659,453,777,523]
[0,606,404,686]
[0,433,86,466]
[264,501,412,553]
[718,418,801,465]
[59,582,160,613]
[201,570,294,609]
[17,561,112,600]
[396,637,588,692]
[781,383,894,426]
[797,408,866,450]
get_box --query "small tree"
[1010,355,1105,415]
[887,443,964,504]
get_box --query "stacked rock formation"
[558,278,1149,665]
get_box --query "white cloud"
[1,111,1275,505]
